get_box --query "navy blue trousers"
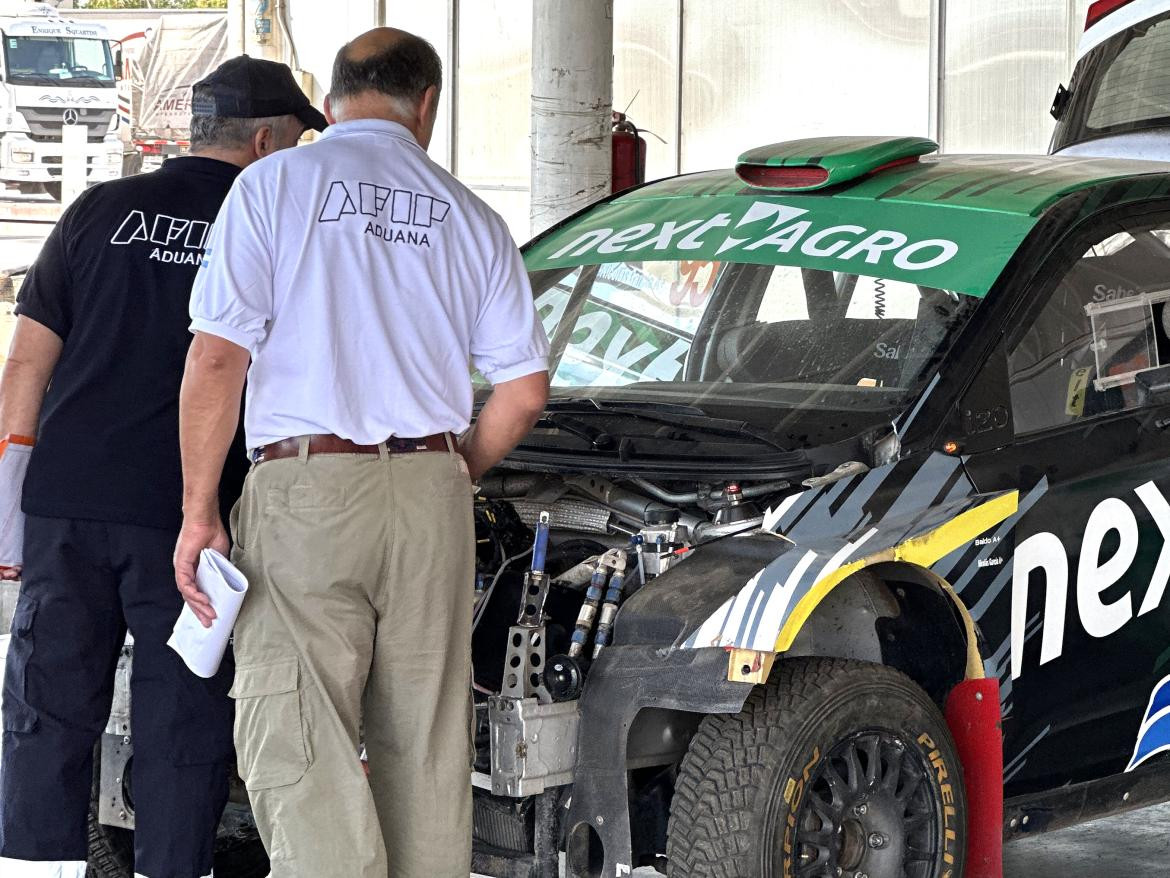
[0,516,235,878]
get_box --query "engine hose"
[476,472,543,498]
[630,477,792,505]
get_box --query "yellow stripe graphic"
[773,491,1019,653]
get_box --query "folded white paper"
[0,440,33,568]
[167,548,249,678]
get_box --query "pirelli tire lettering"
[916,732,961,877]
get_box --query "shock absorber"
[568,551,613,659]
[545,548,623,702]
[591,551,627,658]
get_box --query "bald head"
[343,27,409,62]
[330,27,442,107]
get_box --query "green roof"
[524,138,1170,298]
[617,151,1170,218]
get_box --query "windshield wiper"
[542,398,790,453]
[538,411,617,450]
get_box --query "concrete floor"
[489,806,1170,876]
[581,807,1170,876]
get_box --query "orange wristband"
[0,434,34,457]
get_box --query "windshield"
[527,258,979,424]
[2,35,115,86]
[1052,11,1170,151]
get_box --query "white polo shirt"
[189,118,549,448]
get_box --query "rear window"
[1053,11,1170,149]
[1087,14,1170,130]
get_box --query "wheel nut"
[854,803,868,816]
[856,873,868,878]
[868,832,887,849]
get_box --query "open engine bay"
[469,467,793,858]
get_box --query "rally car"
[465,136,1170,878]
[82,136,1170,878]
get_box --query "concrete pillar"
[530,0,613,237]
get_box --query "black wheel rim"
[788,729,942,878]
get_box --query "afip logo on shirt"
[109,210,212,265]
[1126,673,1170,771]
[317,181,449,248]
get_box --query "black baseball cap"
[192,55,327,132]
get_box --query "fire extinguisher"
[612,110,647,194]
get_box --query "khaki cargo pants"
[228,440,475,877]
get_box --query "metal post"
[928,0,945,148]
[530,0,613,237]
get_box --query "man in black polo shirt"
[0,57,325,878]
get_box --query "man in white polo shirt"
[172,28,549,878]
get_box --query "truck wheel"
[667,658,966,878]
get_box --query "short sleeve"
[189,173,274,353]
[470,218,550,384]
[14,209,74,340]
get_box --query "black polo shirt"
[16,156,249,531]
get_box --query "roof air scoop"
[735,136,939,191]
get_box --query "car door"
[964,208,1170,795]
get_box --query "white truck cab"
[0,2,122,197]
[1051,0,1170,160]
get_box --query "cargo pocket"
[229,656,311,790]
[1,592,38,733]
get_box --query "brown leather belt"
[251,432,454,464]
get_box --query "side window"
[1009,224,1170,434]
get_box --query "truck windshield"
[1052,10,1170,151]
[524,259,979,421]
[2,35,115,86]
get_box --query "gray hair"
[189,114,295,150]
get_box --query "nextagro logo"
[546,200,959,272]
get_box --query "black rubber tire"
[666,658,967,878]
[87,759,133,878]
